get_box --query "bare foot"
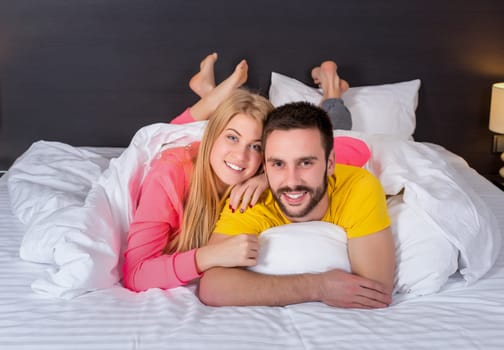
[224,59,248,89]
[189,52,218,98]
[189,59,248,121]
[311,66,323,85]
[311,61,349,99]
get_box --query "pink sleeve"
[122,152,202,292]
[333,136,371,167]
[170,108,195,125]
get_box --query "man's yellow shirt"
[215,164,391,239]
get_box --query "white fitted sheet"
[1,144,504,350]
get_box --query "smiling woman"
[122,63,274,291]
[209,113,263,193]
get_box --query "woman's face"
[210,113,263,191]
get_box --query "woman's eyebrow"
[225,127,241,136]
[225,128,261,143]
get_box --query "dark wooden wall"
[1,1,503,175]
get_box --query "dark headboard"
[1,1,503,175]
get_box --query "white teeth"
[225,161,244,171]
[286,192,304,199]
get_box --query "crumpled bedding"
[6,123,501,299]
[8,122,206,298]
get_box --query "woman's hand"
[195,234,259,272]
[229,173,268,213]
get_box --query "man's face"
[264,128,334,222]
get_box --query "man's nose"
[284,167,300,187]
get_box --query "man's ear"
[327,149,335,175]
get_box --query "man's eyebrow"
[266,156,318,162]
[299,156,318,161]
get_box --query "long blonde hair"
[170,89,273,253]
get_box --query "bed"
[1,72,504,349]
[1,1,504,349]
[1,141,504,350]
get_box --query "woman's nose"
[234,144,249,162]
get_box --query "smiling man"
[198,102,395,309]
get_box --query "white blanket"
[8,122,206,298]
[7,125,501,298]
[364,133,501,283]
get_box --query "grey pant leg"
[321,98,352,130]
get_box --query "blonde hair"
[169,89,273,253]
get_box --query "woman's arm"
[122,157,201,292]
[123,148,261,292]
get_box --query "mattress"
[1,143,504,350]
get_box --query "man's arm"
[199,264,317,307]
[347,227,396,292]
[198,233,392,308]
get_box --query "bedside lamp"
[489,82,504,178]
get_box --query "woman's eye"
[251,144,262,152]
[226,135,238,142]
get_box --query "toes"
[340,79,350,92]
[311,67,321,83]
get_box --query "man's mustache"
[276,186,313,194]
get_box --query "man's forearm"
[198,267,319,306]
[347,228,396,292]
[200,233,393,308]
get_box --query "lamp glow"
[489,83,504,134]
[489,82,504,179]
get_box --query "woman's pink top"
[170,108,195,125]
[123,108,371,292]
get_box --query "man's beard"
[272,175,328,219]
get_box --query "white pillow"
[248,195,459,296]
[248,222,350,275]
[268,72,420,140]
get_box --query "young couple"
[123,53,395,309]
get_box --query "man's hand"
[315,269,392,308]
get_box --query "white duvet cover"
[6,123,501,299]
[1,149,504,350]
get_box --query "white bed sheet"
[1,146,504,350]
